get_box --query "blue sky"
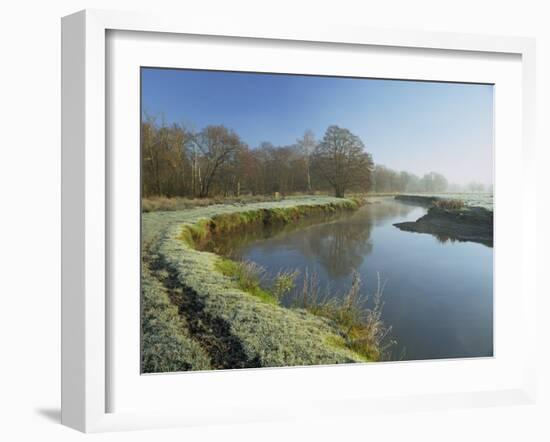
[141,68,494,186]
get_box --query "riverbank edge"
[394,194,440,207]
[142,197,369,373]
[393,195,493,246]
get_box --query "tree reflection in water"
[205,199,417,280]
[214,198,493,362]
[305,220,373,278]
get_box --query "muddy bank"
[394,205,493,246]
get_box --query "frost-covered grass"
[141,265,212,373]
[142,194,281,212]
[142,196,360,248]
[403,193,493,210]
[142,197,367,371]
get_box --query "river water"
[212,198,493,361]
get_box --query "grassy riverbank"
[141,196,374,373]
[395,193,493,210]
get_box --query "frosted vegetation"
[141,197,373,373]
[408,193,493,210]
[141,264,212,372]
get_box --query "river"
[210,197,493,361]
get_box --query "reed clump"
[297,270,395,361]
[434,198,465,210]
[215,258,277,305]
[214,256,395,361]
[272,269,300,301]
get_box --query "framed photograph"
[61,9,537,432]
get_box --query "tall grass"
[272,269,300,301]
[216,259,301,304]
[433,198,465,210]
[215,258,277,305]
[215,256,394,361]
[297,270,395,361]
[299,267,321,309]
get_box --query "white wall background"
[0,1,547,441]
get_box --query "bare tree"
[297,130,316,193]
[141,115,174,196]
[312,125,373,197]
[189,125,243,198]
[140,117,451,199]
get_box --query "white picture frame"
[61,9,537,433]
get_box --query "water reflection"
[218,198,493,362]
[205,211,348,257]
[308,221,372,278]
[208,200,418,280]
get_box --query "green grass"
[177,218,211,248]
[215,258,278,305]
[173,197,361,250]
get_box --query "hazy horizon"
[141,68,494,187]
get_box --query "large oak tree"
[312,125,374,197]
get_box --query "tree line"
[371,165,491,193]
[141,116,454,198]
[371,165,448,193]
